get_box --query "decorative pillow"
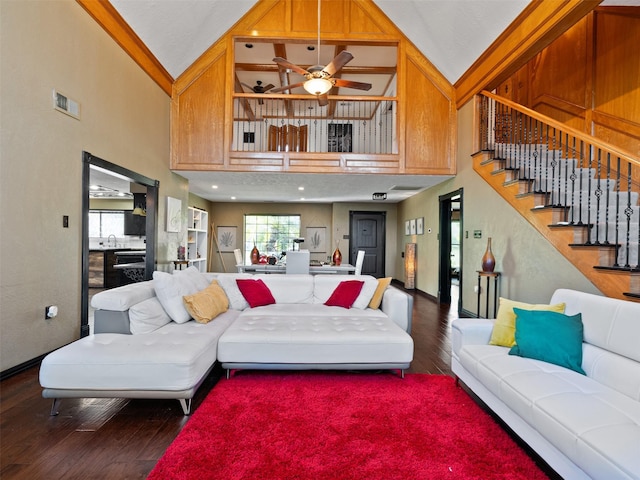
[351,277,379,309]
[129,297,172,334]
[153,270,202,323]
[489,298,566,347]
[183,280,229,324]
[324,280,365,309]
[509,308,586,375]
[174,266,210,291]
[217,274,253,310]
[368,277,392,309]
[236,279,276,308]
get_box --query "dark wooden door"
[349,211,385,278]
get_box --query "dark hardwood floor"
[0,286,546,479]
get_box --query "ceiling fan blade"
[323,51,354,76]
[273,57,309,76]
[240,82,254,92]
[333,78,372,91]
[317,94,329,107]
[262,84,275,92]
[269,82,305,93]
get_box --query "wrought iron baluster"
[594,150,603,245]
[613,155,621,266]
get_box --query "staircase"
[474,91,640,302]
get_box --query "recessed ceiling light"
[298,186,304,191]
[212,185,218,189]
[300,197,305,201]
[230,196,236,200]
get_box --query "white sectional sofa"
[452,289,640,480]
[40,270,413,415]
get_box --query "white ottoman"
[217,314,414,375]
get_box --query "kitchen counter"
[89,248,144,288]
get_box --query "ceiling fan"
[240,80,275,104]
[269,0,371,106]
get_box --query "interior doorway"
[81,152,159,337]
[438,189,463,312]
[349,211,386,278]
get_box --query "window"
[89,210,125,237]
[244,214,300,259]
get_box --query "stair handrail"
[478,90,640,169]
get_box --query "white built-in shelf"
[187,207,208,272]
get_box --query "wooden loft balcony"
[169,0,457,177]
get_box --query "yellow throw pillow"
[489,298,565,347]
[368,277,392,309]
[183,280,229,324]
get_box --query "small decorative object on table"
[332,241,342,266]
[177,246,185,260]
[250,245,260,264]
[481,237,496,272]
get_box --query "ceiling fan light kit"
[271,0,371,101]
[303,76,333,95]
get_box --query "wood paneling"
[404,56,455,173]
[170,0,457,177]
[455,0,601,107]
[171,52,227,168]
[499,8,640,159]
[593,9,640,156]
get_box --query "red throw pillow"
[324,280,364,309]
[236,279,276,308]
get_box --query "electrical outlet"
[45,305,58,319]
[473,285,481,294]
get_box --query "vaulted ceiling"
[92,0,637,203]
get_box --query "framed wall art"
[417,217,424,235]
[410,219,417,235]
[166,196,182,232]
[405,220,411,235]
[217,226,237,252]
[306,227,326,253]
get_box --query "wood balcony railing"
[232,94,397,155]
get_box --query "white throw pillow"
[174,266,210,291]
[217,273,253,310]
[351,276,379,309]
[153,270,201,323]
[129,297,172,334]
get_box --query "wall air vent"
[52,89,80,120]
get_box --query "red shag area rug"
[148,373,548,480]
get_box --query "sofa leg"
[179,399,192,415]
[50,398,61,416]
[455,375,460,388]
[401,369,405,379]
[226,369,230,380]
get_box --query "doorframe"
[348,210,386,277]
[81,151,159,337]
[438,188,463,312]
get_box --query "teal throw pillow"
[509,308,586,375]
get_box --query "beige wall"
[0,1,187,371]
[208,202,333,272]
[397,101,601,315]
[208,202,398,278]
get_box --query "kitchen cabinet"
[89,249,136,288]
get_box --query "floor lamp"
[405,243,416,289]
